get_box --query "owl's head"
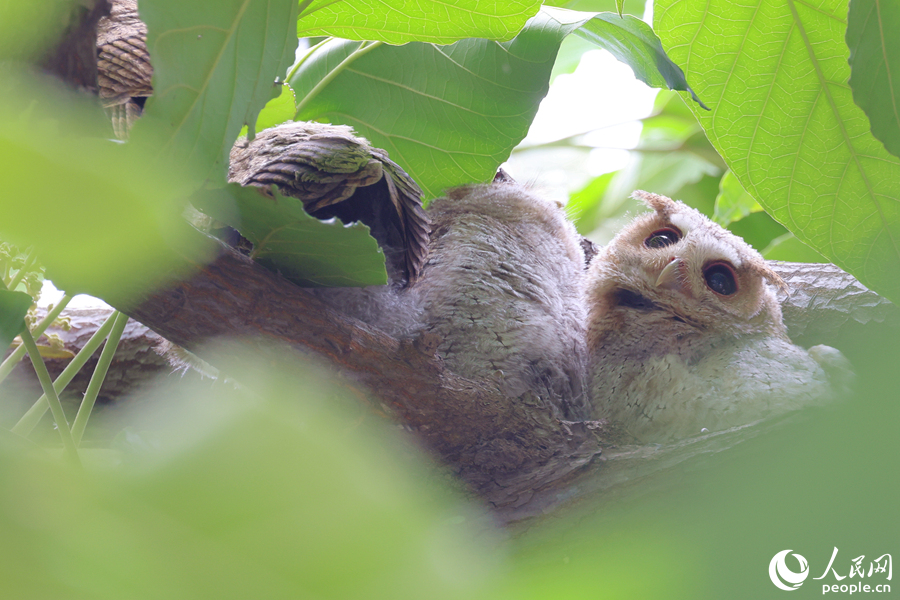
[587,191,787,344]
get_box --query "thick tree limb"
[108,234,604,505]
[771,261,899,348]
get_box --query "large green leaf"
[297,0,542,44]
[290,9,591,199]
[713,170,763,227]
[656,0,900,303]
[847,0,900,159]
[0,290,31,351]
[130,0,299,186]
[290,7,704,200]
[193,184,387,287]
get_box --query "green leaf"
[0,290,31,351]
[725,210,788,255]
[193,184,387,287]
[575,13,708,110]
[543,0,643,16]
[569,170,618,234]
[847,0,900,159]
[763,232,827,263]
[713,170,763,227]
[0,0,76,62]
[297,0,542,44]
[656,0,900,303]
[130,0,299,186]
[291,9,590,199]
[238,83,298,138]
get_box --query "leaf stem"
[19,327,80,467]
[0,294,72,385]
[11,310,118,437]
[71,311,128,446]
[294,40,383,118]
[285,37,332,83]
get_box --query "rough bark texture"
[771,261,898,348]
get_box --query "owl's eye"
[703,262,738,296]
[644,228,681,249]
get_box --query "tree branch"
[110,234,604,504]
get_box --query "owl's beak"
[655,257,684,289]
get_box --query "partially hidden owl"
[410,182,593,420]
[311,179,593,421]
[585,191,850,442]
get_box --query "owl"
[229,121,429,285]
[96,0,153,139]
[585,191,850,442]
[306,179,593,420]
[410,181,593,420]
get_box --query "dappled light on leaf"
[297,0,543,44]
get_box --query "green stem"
[19,328,80,466]
[0,294,72,385]
[71,311,128,446]
[293,41,382,117]
[286,37,332,84]
[5,248,37,290]
[11,310,117,437]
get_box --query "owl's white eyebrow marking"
[702,238,743,268]
[669,211,702,232]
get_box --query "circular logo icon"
[769,550,809,591]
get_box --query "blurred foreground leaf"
[0,0,76,62]
[0,346,499,599]
[0,70,215,302]
[193,184,387,287]
[656,0,900,303]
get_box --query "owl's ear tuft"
[631,190,678,216]
[750,260,788,294]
